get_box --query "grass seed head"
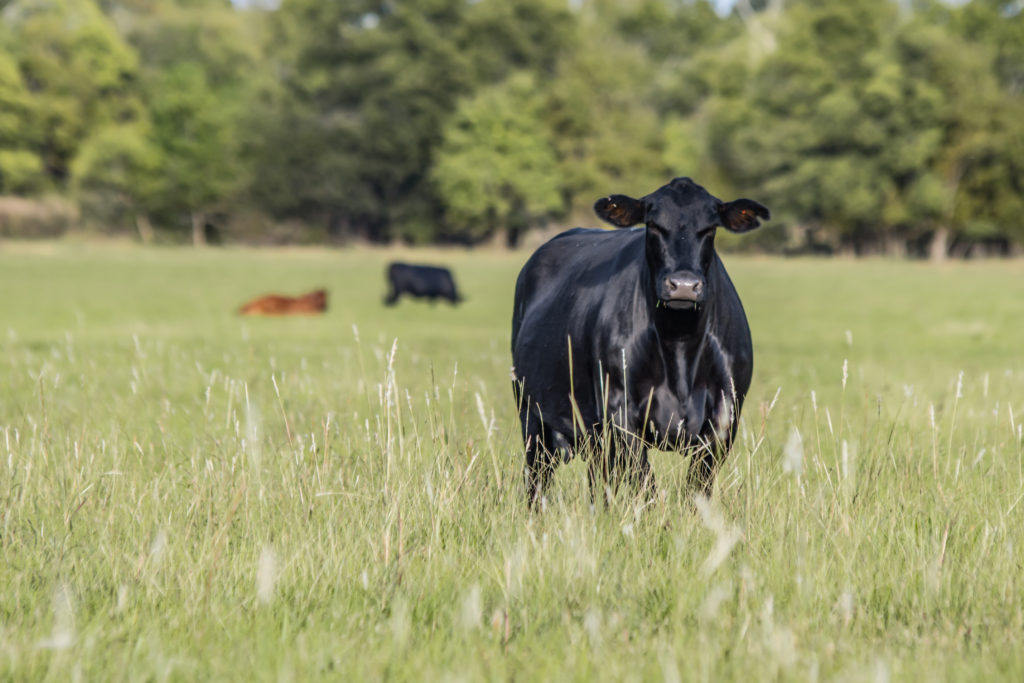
[257,545,278,605]
[695,495,742,576]
[460,584,482,632]
[783,427,804,477]
[37,584,74,651]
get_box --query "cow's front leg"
[687,388,736,499]
[627,446,656,501]
[525,448,554,510]
[687,447,718,498]
[610,430,657,502]
[587,455,609,508]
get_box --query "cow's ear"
[594,194,645,227]
[719,199,770,233]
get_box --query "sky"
[713,0,735,15]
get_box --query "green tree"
[113,0,260,89]
[258,0,473,242]
[883,19,1015,257]
[0,50,45,194]
[71,124,161,241]
[432,73,565,246]
[542,15,670,220]
[145,63,241,245]
[257,0,574,242]
[702,0,1024,257]
[707,0,919,253]
[461,0,574,82]
[612,0,728,64]
[712,0,897,250]
[4,0,142,186]
[954,0,1024,93]
[107,0,263,243]
[609,0,737,118]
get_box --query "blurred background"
[0,0,1021,259]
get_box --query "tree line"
[0,0,1021,257]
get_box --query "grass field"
[2,242,1023,681]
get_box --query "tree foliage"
[252,0,574,242]
[433,72,564,245]
[707,0,1024,255]
[71,123,160,236]
[0,0,1021,255]
[4,0,142,185]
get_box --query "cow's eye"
[646,222,667,236]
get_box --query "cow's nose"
[665,272,704,301]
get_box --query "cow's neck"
[644,266,716,386]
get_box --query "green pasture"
[1,243,1023,680]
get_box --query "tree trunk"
[884,235,907,258]
[929,227,949,263]
[949,238,972,260]
[505,227,521,249]
[191,211,207,247]
[326,211,344,243]
[135,213,155,244]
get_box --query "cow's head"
[594,177,769,310]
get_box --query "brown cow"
[238,289,328,316]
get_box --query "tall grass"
[1,244,1022,680]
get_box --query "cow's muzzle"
[662,271,704,309]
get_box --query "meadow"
[1,242,1023,681]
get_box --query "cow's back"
[513,228,641,348]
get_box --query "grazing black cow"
[384,262,462,306]
[511,177,769,507]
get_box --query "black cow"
[384,262,462,306]
[511,177,769,507]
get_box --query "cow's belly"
[632,381,734,449]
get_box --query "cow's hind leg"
[629,449,656,500]
[523,419,557,509]
[598,433,656,505]
[587,456,602,507]
[687,448,718,499]
[687,434,731,500]
[621,436,656,502]
[686,387,739,500]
